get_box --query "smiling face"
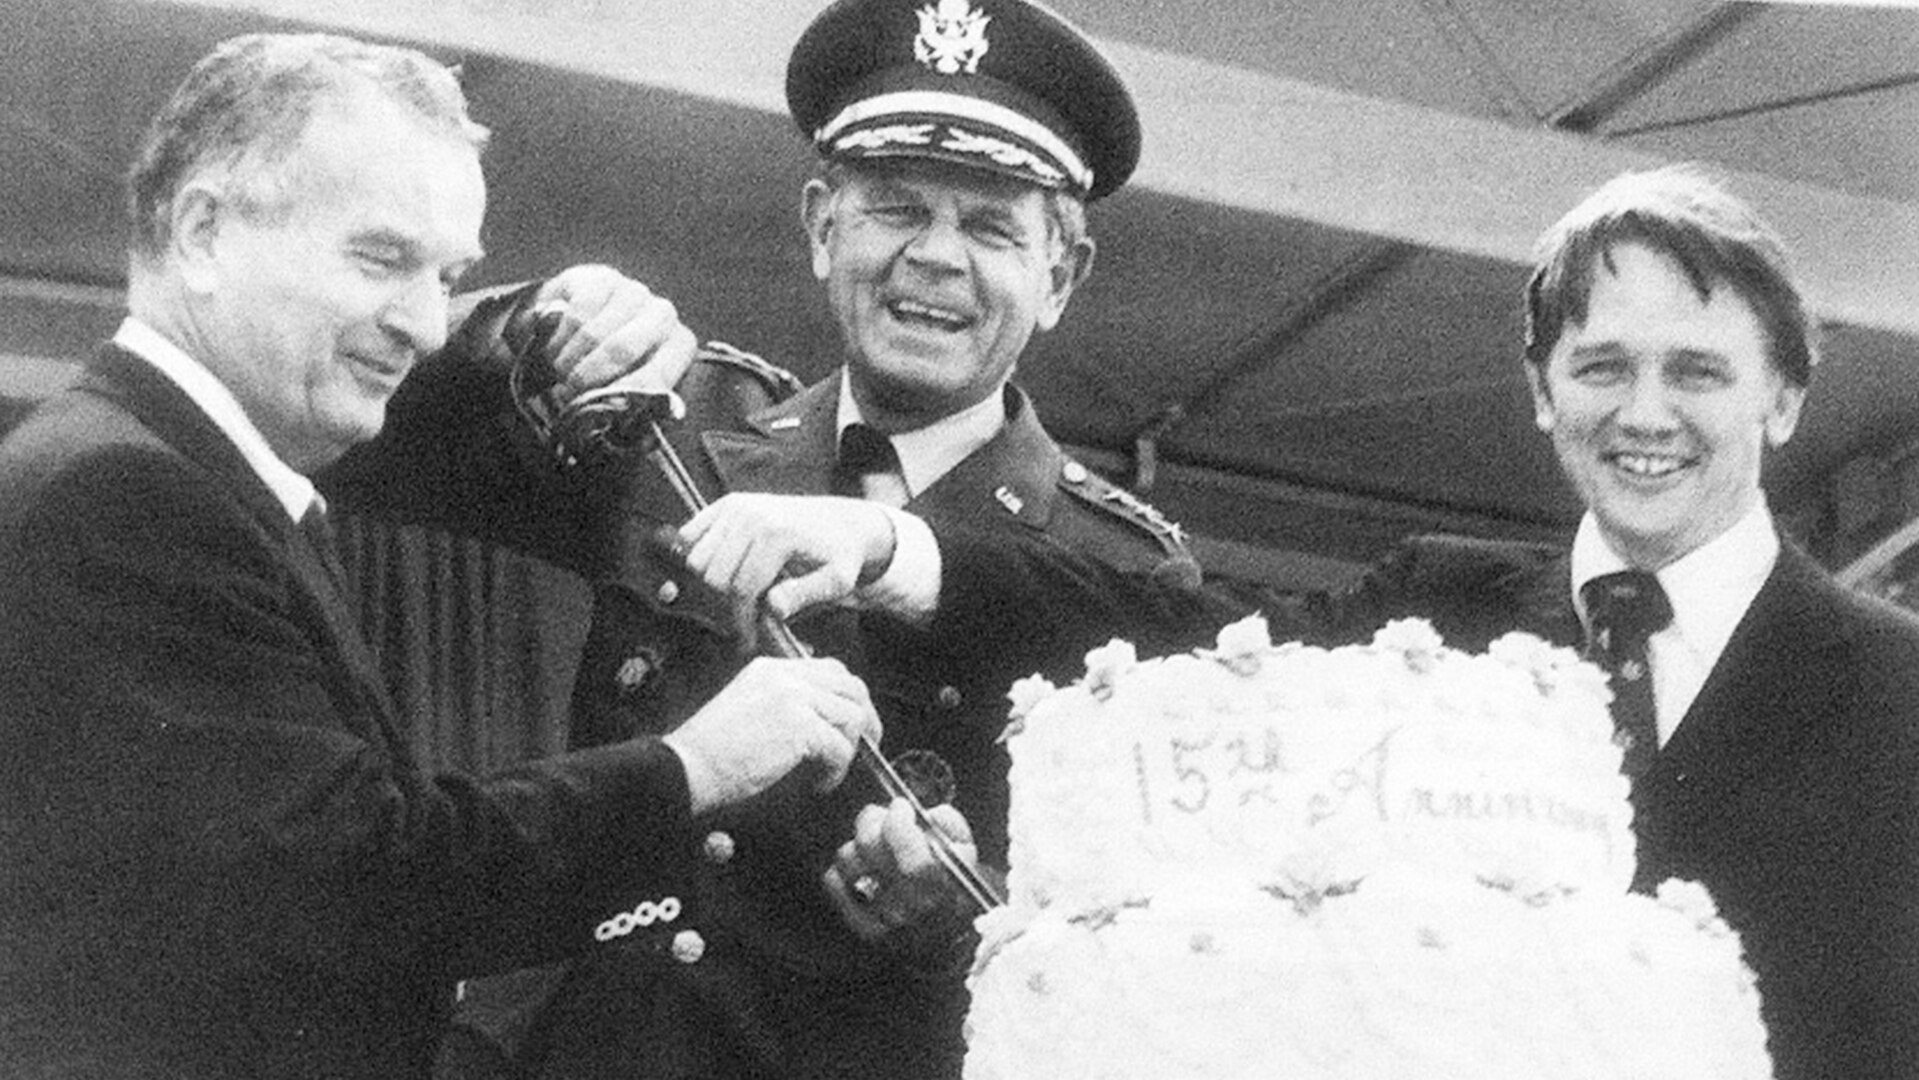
[1527,242,1805,570]
[179,91,485,471]
[803,159,1091,429]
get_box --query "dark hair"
[126,32,487,261]
[1523,165,1817,387]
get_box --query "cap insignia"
[915,0,991,75]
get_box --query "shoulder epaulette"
[1056,458,1193,561]
[697,341,805,401]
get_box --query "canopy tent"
[4,0,1917,593]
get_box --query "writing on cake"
[967,616,1771,1080]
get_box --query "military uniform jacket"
[576,374,1193,880]
[0,342,700,1080]
[489,366,1195,1080]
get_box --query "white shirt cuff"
[852,507,940,621]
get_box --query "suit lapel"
[84,346,278,521]
[1651,543,1851,798]
[1628,544,1851,892]
[82,344,405,747]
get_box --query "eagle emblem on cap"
[914,0,991,75]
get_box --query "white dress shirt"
[114,317,318,522]
[1570,502,1779,746]
[834,369,1006,499]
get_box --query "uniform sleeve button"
[671,929,705,964]
[702,830,735,865]
[937,685,963,710]
[656,579,681,605]
[1062,461,1089,484]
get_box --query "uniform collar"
[114,317,317,522]
[835,370,1008,499]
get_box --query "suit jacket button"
[656,579,681,604]
[937,685,963,710]
[671,929,705,964]
[703,830,735,865]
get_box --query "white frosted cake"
[964,617,1771,1080]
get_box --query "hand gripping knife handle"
[505,308,1001,911]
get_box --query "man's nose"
[1615,371,1678,432]
[901,214,967,270]
[380,275,450,357]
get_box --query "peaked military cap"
[786,0,1141,201]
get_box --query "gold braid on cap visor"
[815,89,1091,193]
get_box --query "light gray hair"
[126,32,487,261]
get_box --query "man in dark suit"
[690,165,1919,1079]
[1412,164,1919,1080]
[0,32,883,1080]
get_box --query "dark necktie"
[1580,570,1673,779]
[299,497,348,588]
[834,423,910,508]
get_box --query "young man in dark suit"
[1491,164,1919,1080]
[0,32,882,1080]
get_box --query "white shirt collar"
[114,317,318,522]
[1570,501,1779,743]
[1653,503,1779,663]
[1570,501,1778,647]
[835,371,1007,498]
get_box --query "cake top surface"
[999,616,1633,904]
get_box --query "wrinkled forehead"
[284,95,486,251]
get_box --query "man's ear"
[171,184,226,292]
[1034,235,1094,334]
[1523,360,1555,432]
[800,179,835,283]
[1765,380,1807,449]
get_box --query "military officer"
[428,1,1196,1078]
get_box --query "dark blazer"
[1628,543,1919,1080]
[0,344,702,1080]
[933,529,1919,1080]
